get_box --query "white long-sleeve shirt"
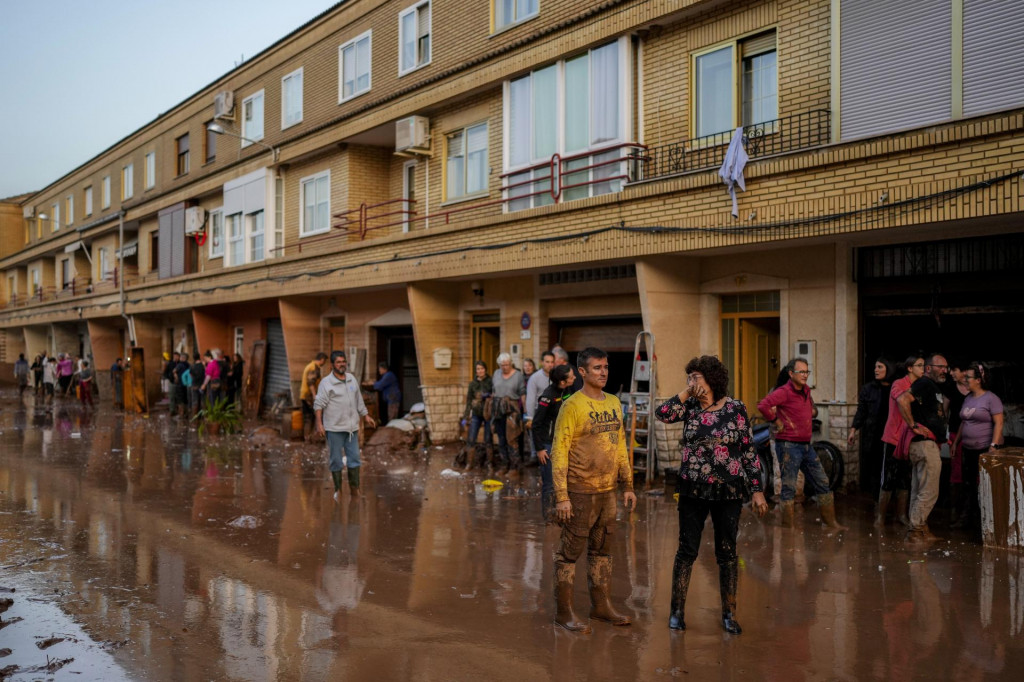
[313,371,367,433]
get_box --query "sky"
[0,0,340,199]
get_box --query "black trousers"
[676,496,742,566]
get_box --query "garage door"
[263,319,292,407]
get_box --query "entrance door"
[376,325,421,412]
[326,318,345,354]
[471,311,500,375]
[739,317,781,412]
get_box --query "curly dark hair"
[684,355,729,402]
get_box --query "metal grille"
[858,234,1024,280]
[539,264,636,286]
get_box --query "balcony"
[632,109,831,182]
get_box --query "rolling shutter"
[263,319,292,407]
[157,214,172,280]
[963,0,1024,117]
[170,207,185,277]
[841,0,951,140]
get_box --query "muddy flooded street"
[1,389,1022,681]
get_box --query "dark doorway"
[375,325,422,414]
[550,316,644,396]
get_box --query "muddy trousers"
[908,439,941,531]
[672,496,743,633]
[554,492,630,629]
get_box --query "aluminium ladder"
[627,331,657,487]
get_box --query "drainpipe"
[118,209,135,345]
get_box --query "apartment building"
[2,0,1022,483]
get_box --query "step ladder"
[627,331,657,486]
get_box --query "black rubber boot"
[554,561,591,633]
[719,560,742,635]
[347,467,361,496]
[331,470,343,492]
[669,555,693,630]
[587,555,631,625]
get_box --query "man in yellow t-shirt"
[301,353,328,441]
[550,347,636,633]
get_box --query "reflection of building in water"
[317,513,366,613]
[210,576,283,680]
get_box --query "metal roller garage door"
[263,319,292,408]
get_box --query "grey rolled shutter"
[263,319,292,407]
[158,214,172,280]
[963,0,1024,117]
[841,0,952,140]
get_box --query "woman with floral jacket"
[655,355,767,635]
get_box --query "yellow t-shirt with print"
[551,391,633,503]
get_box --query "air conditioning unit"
[185,207,207,235]
[23,206,35,219]
[395,116,430,153]
[214,91,235,120]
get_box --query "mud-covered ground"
[1,388,1022,681]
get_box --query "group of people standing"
[162,349,244,417]
[850,353,1004,542]
[16,351,95,407]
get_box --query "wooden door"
[739,317,780,413]
[328,326,345,354]
[244,340,267,418]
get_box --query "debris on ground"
[227,516,262,529]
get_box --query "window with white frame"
[504,38,629,211]
[274,177,284,257]
[300,171,330,236]
[234,327,245,356]
[60,258,71,289]
[51,203,60,232]
[102,176,111,208]
[339,31,372,101]
[693,31,777,139]
[84,186,93,216]
[446,123,488,201]
[399,1,431,75]
[65,195,73,225]
[30,268,40,294]
[282,68,303,128]
[227,213,244,266]
[208,209,224,258]
[248,210,265,263]
[145,151,156,187]
[494,0,538,31]
[99,247,110,281]
[242,91,265,145]
[122,164,134,200]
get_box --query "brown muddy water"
[1,389,1022,681]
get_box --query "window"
[234,327,245,356]
[227,213,244,266]
[282,68,303,128]
[31,268,40,295]
[150,232,159,272]
[51,203,60,232]
[242,91,265,145]
[248,211,265,263]
[145,151,157,188]
[339,31,372,101]
[208,210,224,258]
[693,31,777,138]
[99,247,110,281]
[274,177,284,258]
[60,258,71,289]
[299,171,330,236]
[399,1,431,75]
[84,186,93,216]
[65,195,73,225]
[205,121,217,162]
[102,176,111,208]
[445,123,488,200]
[504,38,629,210]
[122,164,134,200]
[176,135,190,176]
[494,0,538,31]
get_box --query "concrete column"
[87,317,125,388]
[192,307,232,357]
[279,296,323,401]
[408,281,462,442]
[50,323,78,357]
[23,326,49,359]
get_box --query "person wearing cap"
[315,351,376,500]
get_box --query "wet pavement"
[1,388,1022,681]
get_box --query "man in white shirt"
[315,351,376,500]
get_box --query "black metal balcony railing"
[632,109,831,183]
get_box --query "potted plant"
[193,397,242,436]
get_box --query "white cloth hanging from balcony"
[718,127,748,217]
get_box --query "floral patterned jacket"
[655,395,763,500]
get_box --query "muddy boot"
[554,561,592,633]
[874,490,892,527]
[587,555,631,626]
[780,500,795,527]
[719,560,742,635]
[484,445,496,474]
[817,492,847,531]
[347,467,361,497]
[668,555,693,630]
[895,490,911,527]
[331,470,344,501]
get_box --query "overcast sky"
[0,0,338,199]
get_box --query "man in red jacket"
[757,358,845,530]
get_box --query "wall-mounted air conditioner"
[395,116,430,153]
[23,206,35,218]
[185,206,207,235]
[214,91,235,120]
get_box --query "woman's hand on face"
[687,383,707,401]
[751,492,769,518]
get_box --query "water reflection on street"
[1,390,1022,680]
